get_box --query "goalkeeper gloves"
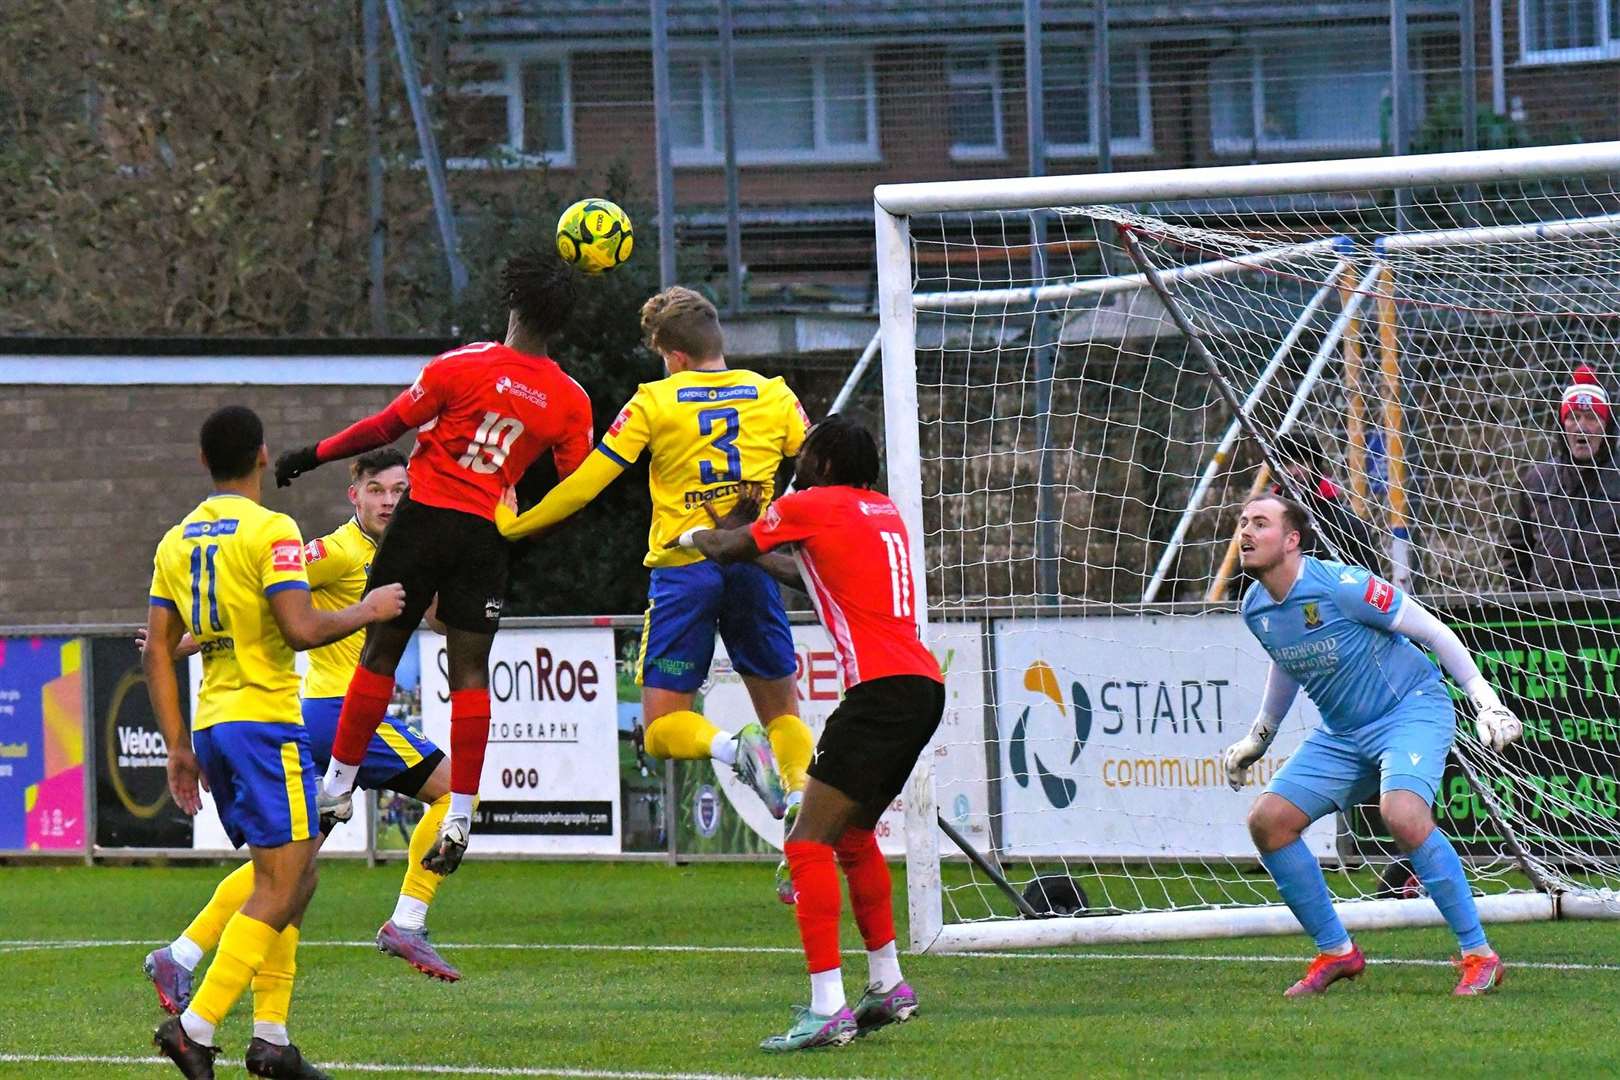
[1222,715,1280,791]
[275,444,321,488]
[1467,682,1523,753]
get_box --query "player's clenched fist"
[274,444,321,487]
[362,582,407,622]
[1474,703,1522,753]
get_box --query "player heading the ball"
[496,285,817,901]
[275,250,593,876]
[1223,494,1522,998]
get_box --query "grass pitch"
[1,859,1617,1078]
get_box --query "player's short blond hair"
[640,286,723,360]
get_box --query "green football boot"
[759,1004,858,1052]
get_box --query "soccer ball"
[556,198,634,273]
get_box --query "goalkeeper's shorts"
[636,560,796,692]
[1267,688,1455,823]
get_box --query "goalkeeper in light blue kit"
[1222,494,1523,997]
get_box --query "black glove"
[275,445,321,488]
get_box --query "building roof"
[455,1,1461,41]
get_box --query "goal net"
[871,143,1620,952]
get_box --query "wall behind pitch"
[0,383,408,626]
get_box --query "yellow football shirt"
[301,517,377,700]
[599,368,809,568]
[148,494,309,730]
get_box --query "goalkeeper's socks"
[1409,829,1488,951]
[449,689,492,797]
[785,840,843,978]
[1260,839,1351,951]
[835,827,896,952]
[328,666,396,775]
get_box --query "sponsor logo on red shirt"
[763,504,782,530]
[408,381,426,402]
[495,375,548,408]
[303,539,327,563]
[1364,578,1395,613]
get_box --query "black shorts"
[367,495,508,634]
[808,675,946,810]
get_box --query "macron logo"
[1409,752,1423,766]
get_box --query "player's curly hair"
[801,413,880,489]
[199,405,264,481]
[640,286,723,359]
[502,247,578,342]
[350,447,407,482]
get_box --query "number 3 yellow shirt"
[598,368,809,568]
[149,494,309,730]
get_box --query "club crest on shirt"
[1303,602,1322,629]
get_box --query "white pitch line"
[2,938,1619,971]
[0,1055,884,1080]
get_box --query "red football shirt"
[750,485,942,690]
[390,342,593,520]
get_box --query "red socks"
[784,840,842,973]
[835,827,895,951]
[331,666,395,767]
[448,688,492,795]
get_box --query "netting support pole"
[1390,0,1411,231]
[1203,261,1382,602]
[649,0,677,290]
[875,200,943,952]
[1375,257,1413,589]
[363,0,387,333]
[1142,256,1348,604]
[1343,265,1372,521]
[1024,0,1061,603]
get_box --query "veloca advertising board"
[699,622,990,856]
[993,615,1335,860]
[421,627,620,854]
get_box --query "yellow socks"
[185,913,279,1033]
[250,924,299,1040]
[181,861,256,954]
[396,794,451,925]
[765,714,813,795]
[643,710,724,760]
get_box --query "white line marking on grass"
[2,938,1618,972]
[0,1054,886,1080]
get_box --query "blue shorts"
[1267,689,1458,823]
[192,720,318,850]
[637,561,796,693]
[301,697,443,796]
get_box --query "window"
[1041,44,1153,158]
[947,50,1004,160]
[442,53,572,168]
[1521,0,1620,63]
[670,50,879,165]
[1210,38,1392,153]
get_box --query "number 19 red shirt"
[390,341,594,520]
[750,485,942,690]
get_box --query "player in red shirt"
[681,415,943,1053]
[273,251,592,873]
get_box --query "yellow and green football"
[556,198,634,273]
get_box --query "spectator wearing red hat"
[1502,364,1620,591]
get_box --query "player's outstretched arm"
[681,524,761,565]
[269,582,407,651]
[1393,598,1523,752]
[495,449,623,540]
[141,603,206,815]
[1222,662,1298,790]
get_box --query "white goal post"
[874,142,1620,953]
